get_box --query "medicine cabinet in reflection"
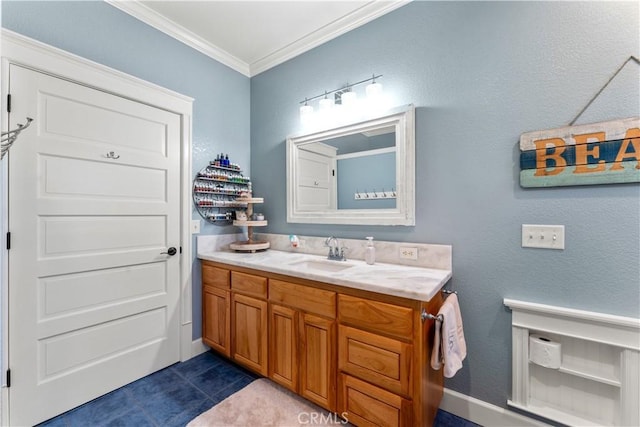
[286,104,415,225]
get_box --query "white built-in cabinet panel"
[505,299,640,427]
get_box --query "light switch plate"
[191,219,201,234]
[522,224,565,250]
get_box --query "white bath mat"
[187,378,349,426]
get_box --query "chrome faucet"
[325,236,347,261]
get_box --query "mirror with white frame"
[286,104,415,225]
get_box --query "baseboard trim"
[190,338,210,359]
[440,388,549,427]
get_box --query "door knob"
[161,247,177,256]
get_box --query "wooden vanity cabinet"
[201,260,444,427]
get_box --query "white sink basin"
[289,259,355,273]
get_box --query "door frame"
[0,29,194,426]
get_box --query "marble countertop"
[198,249,452,301]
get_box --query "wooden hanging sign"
[519,117,640,188]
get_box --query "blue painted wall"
[337,153,396,209]
[1,0,251,340]
[250,1,639,407]
[3,0,639,412]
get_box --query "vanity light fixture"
[298,74,383,123]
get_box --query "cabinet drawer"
[339,374,412,427]
[339,325,412,397]
[231,271,267,298]
[338,294,413,340]
[202,263,230,289]
[270,279,336,319]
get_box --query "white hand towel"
[430,293,467,378]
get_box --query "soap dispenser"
[365,236,375,265]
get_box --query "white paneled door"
[296,148,336,211]
[7,65,181,426]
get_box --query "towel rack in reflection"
[354,188,396,200]
[1,117,34,159]
[421,289,457,322]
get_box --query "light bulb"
[299,103,313,118]
[299,101,314,127]
[341,90,357,106]
[366,81,383,98]
[319,96,334,110]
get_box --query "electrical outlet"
[399,247,418,260]
[522,224,565,249]
[191,219,201,234]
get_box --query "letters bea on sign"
[533,127,640,176]
[519,117,640,187]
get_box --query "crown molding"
[105,0,251,77]
[106,0,410,78]
[250,0,411,76]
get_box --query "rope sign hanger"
[569,55,640,126]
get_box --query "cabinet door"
[269,304,298,392]
[232,293,268,376]
[300,312,336,411]
[202,286,230,357]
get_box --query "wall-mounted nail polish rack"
[192,157,251,224]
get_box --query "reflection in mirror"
[287,105,415,226]
[332,126,396,210]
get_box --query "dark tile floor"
[38,350,480,427]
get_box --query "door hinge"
[6,369,10,387]
[7,94,11,113]
[6,232,10,250]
